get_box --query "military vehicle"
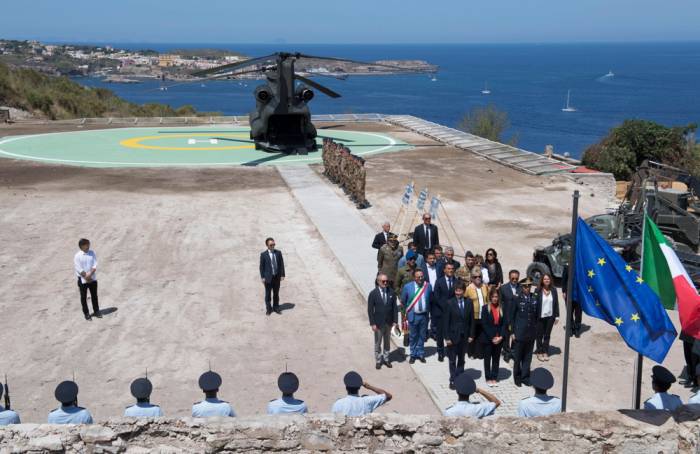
[528,160,700,287]
[191,52,433,154]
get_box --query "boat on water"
[481,81,491,95]
[430,74,437,82]
[562,90,577,112]
[604,70,615,78]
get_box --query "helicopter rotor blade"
[146,67,272,92]
[294,53,432,74]
[191,53,279,77]
[294,75,341,99]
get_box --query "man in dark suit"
[499,269,521,361]
[368,272,399,369]
[371,222,394,251]
[413,213,439,257]
[432,262,457,361]
[443,280,474,389]
[259,237,285,316]
[508,277,540,387]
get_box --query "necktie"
[425,225,431,249]
[418,285,423,312]
[448,277,453,291]
[382,289,387,304]
[271,252,277,275]
[459,298,464,316]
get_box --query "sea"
[73,42,700,159]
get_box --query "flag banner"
[429,196,440,220]
[643,214,700,338]
[416,188,428,211]
[573,218,676,363]
[401,182,414,206]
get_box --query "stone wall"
[1,409,699,453]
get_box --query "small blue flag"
[572,218,676,363]
[429,196,440,220]
[416,188,428,211]
[401,182,414,206]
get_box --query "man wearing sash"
[400,269,432,364]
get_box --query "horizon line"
[4,37,700,46]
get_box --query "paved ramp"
[279,165,532,416]
[386,115,578,176]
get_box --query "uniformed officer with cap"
[688,364,700,405]
[509,277,539,387]
[644,365,683,411]
[331,371,392,416]
[444,373,501,418]
[192,371,236,417]
[0,383,20,425]
[48,380,93,424]
[517,368,562,417]
[124,377,163,418]
[267,372,308,414]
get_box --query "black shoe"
[438,354,445,362]
[266,310,272,316]
[384,360,393,368]
[449,382,456,390]
[419,357,426,363]
[522,379,531,387]
[376,363,381,370]
[409,357,416,364]
[575,329,581,338]
[95,312,102,318]
[84,314,92,321]
[514,378,522,387]
[273,308,282,314]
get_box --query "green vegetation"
[457,104,517,145]
[0,62,213,120]
[582,120,699,180]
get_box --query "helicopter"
[190,52,433,155]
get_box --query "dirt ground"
[0,120,694,420]
[352,127,693,412]
[0,157,436,423]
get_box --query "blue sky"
[2,0,699,44]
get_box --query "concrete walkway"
[278,165,531,416]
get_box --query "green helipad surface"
[0,126,411,167]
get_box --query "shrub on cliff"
[582,120,698,180]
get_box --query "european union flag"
[573,218,676,363]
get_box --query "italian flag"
[643,214,700,338]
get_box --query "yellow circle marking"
[120,133,255,151]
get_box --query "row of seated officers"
[0,364,690,425]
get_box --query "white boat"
[481,82,491,95]
[430,74,437,82]
[604,70,615,78]
[562,90,577,112]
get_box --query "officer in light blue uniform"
[688,365,700,405]
[444,373,500,418]
[644,365,683,411]
[124,377,163,418]
[517,368,562,417]
[331,371,392,416]
[267,372,308,414]
[192,371,236,417]
[48,381,93,424]
[0,384,20,425]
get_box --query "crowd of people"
[321,138,369,209]
[369,218,697,414]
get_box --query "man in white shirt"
[74,238,100,321]
[643,365,683,411]
[444,373,500,418]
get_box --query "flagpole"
[633,208,648,409]
[561,190,579,412]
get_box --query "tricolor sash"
[406,283,427,313]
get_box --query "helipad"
[0,126,411,167]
